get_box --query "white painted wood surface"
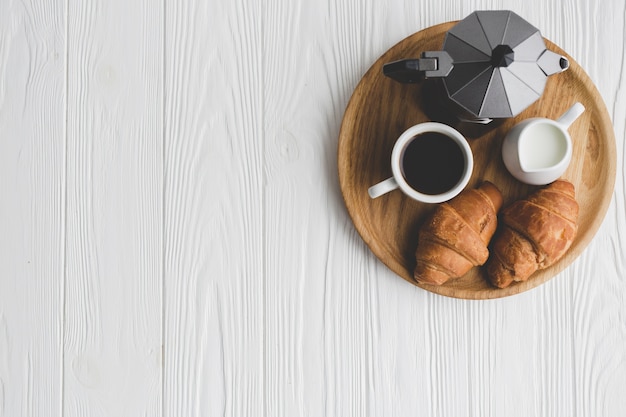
[0,0,624,416]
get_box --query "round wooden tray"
[337,22,616,299]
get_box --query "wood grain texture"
[64,0,162,415]
[0,0,623,416]
[563,4,626,417]
[263,1,400,415]
[266,1,625,417]
[338,22,616,299]
[0,0,64,415]
[163,0,264,416]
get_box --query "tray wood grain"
[338,22,617,299]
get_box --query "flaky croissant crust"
[487,180,579,288]
[414,182,503,285]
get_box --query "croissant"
[414,182,503,285]
[486,179,579,288]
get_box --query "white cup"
[501,102,585,185]
[368,122,474,204]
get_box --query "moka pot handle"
[383,51,454,83]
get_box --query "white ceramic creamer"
[502,102,585,185]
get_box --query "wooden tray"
[337,22,616,299]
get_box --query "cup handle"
[557,102,585,128]
[368,177,399,199]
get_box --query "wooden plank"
[262,1,413,415]
[0,0,65,415]
[162,0,264,415]
[557,2,626,416]
[63,0,163,415]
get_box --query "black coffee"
[400,132,465,195]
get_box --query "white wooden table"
[0,0,624,416]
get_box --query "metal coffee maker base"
[420,80,505,138]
